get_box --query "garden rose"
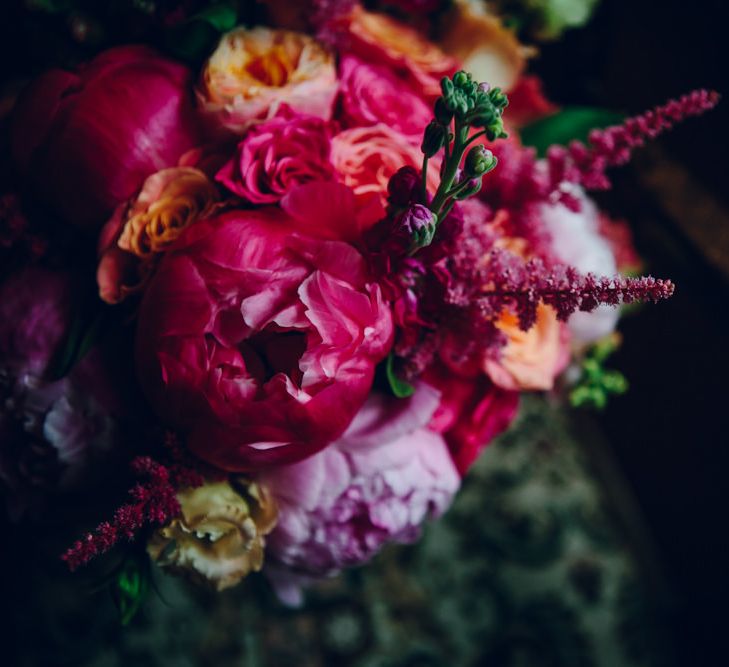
[337,55,432,139]
[11,46,200,228]
[484,304,570,391]
[148,479,277,591]
[262,383,459,606]
[136,208,393,470]
[424,362,519,474]
[336,5,457,98]
[97,167,222,304]
[216,109,334,203]
[331,124,441,223]
[198,27,337,135]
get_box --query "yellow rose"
[198,27,337,135]
[147,479,277,591]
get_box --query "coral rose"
[11,46,200,228]
[337,55,432,139]
[216,108,334,204]
[335,5,457,98]
[262,383,459,606]
[331,124,441,224]
[136,208,393,471]
[198,27,337,135]
[484,304,570,391]
[97,167,222,304]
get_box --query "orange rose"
[439,1,531,91]
[484,304,569,391]
[198,27,337,135]
[97,167,222,303]
[337,6,457,98]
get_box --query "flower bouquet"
[0,0,717,612]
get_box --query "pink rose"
[424,362,519,475]
[136,208,393,471]
[331,124,441,224]
[216,109,334,204]
[337,55,432,139]
[11,46,200,228]
[262,383,459,606]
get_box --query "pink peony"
[262,383,459,605]
[331,124,441,224]
[136,208,393,471]
[424,362,519,475]
[0,268,123,519]
[11,46,200,229]
[216,109,335,204]
[337,55,432,139]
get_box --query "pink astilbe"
[479,248,675,331]
[61,444,205,571]
[546,89,720,205]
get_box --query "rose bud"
[147,479,277,591]
[11,46,201,229]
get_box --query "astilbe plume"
[61,435,207,571]
[546,89,720,208]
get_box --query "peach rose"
[484,304,570,391]
[198,27,337,135]
[331,124,441,225]
[97,166,222,303]
[439,1,531,92]
[337,5,457,98]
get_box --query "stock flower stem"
[430,119,464,216]
[421,155,429,202]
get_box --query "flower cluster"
[2,1,717,606]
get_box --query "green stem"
[430,118,465,216]
[463,129,487,149]
[421,155,429,202]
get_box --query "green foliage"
[520,107,624,157]
[112,554,151,626]
[569,335,628,410]
[164,2,238,64]
[385,353,415,399]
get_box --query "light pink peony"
[135,208,393,471]
[262,383,459,606]
[11,46,200,228]
[337,55,432,139]
[216,108,335,204]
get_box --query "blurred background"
[0,1,727,665]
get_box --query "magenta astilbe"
[61,448,205,571]
[480,248,675,331]
[546,89,720,200]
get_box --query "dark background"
[533,0,729,663]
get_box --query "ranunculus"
[11,46,200,228]
[147,478,278,591]
[542,188,620,345]
[262,383,459,606]
[424,362,519,474]
[439,1,529,91]
[0,267,123,519]
[216,109,334,204]
[97,166,223,304]
[198,27,337,135]
[335,5,457,98]
[331,124,441,222]
[136,208,393,471]
[337,55,432,139]
[484,304,570,391]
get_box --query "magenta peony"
[262,383,459,605]
[135,208,393,471]
[337,55,432,139]
[11,46,200,228]
[216,108,335,204]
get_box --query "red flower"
[11,46,200,228]
[136,208,393,471]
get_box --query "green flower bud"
[434,97,453,125]
[421,121,446,158]
[464,145,497,178]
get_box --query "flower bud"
[387,166,421,207]
[399,203,437,251]
[434,97,454,125]
[421,121,446,158]
[464,145,497,178]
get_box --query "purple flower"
[262,383,459,606]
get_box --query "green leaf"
[193,3,238,33]
[113,556,150,626]
[164,3,237,64]
[385,353,415,399]
[49,308,107,380]
[520,107,625,157]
